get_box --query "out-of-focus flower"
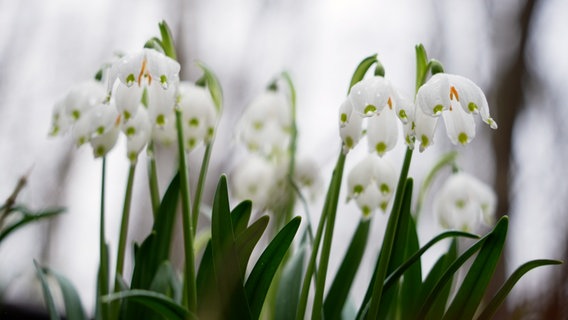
[122,106,152,162]
[433,171,497,231]
[178,82,218,151]
[347,154,397,218]
[231,154,278,210]
[415,73,497,151]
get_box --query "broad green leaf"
[324,219,370,319]
[158,21,177,60]
[34,260,59,320]
[196,61,223,112]
[443,216,509,320]
[196,241,215,317]
[417,231,491,319]
[424,240,458,320]
[415,44,429,92]
[235,216,269,280]
[151,173,180,264]
[246,216,301,319]
[399,216,422,320]
[48,268,87,320]
[103,289,191,320]
[276,243,306,320]
[0,207,64,243]
[231,200,253,237]
[477,259,562,319]
[348,54,378,93]
[211,175,251,319]
[149,261,183,303]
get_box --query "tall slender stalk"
[98,157,109,320]
[114,163,137,287]
[311,152,346,319]
[191,142,212,237]
[175,109,197,315]
[147,143,160,219]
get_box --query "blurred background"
[0,0,567,318]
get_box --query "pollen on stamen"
[450,86,460,101]
[137,58,148,86]
[387,97,393,109]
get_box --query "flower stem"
[191,142,212,237]
[98,157,109,320]
[175,109,197,315]
[114,163,136,286]
[311,151,346,320]
[147,143,160,219]
[367,147,413,319]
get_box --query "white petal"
[441,103,476,145]
[355,185,382,219]
[89,103,120,137]
[178,82,218,147]
[348,76,392,117]
[64,81,107,122]
[90,126,120,158]
[393,93,414,124]
[49,99,72,136]
[231,154,275,209]
[366,107,399,157]
[372,157,397,198]
[347,155,375,199]
[434,174,479,231]
[416,73,450,116]
[339,100,363,153]
[414,106,439,152]
[147,82,176,127]
[145,49,181,89]
[115,51,145,86]
[448,74,498,129]
[114,80,143,120]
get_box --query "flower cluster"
[232,82,321,212]
[433,171,496,231]
[50,49,218,162]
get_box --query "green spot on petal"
[123,110,131,120]
[379,202,388,212]
[126,74,136,86]
[455,199,466,209]
[95,145,105,157]
[354,185,364,195]
[364,105,377,114]
[189,118,199,127]
[345,136,354,148]
[458,132,468,145]
[433,104,444,114]
[362,206,372,218]
[126,127,136,136]
[253,121,263,130]
[156,114,166,126]
[468,102,478,112]
[399,110,407,119]
[128,151,138,162]
[97,126,105,135]
[188,138,196,148]
[72,110,81,120]
[379,183,390,194]
[375,142,387,155]
[340,113,348,123]
[421,135,429,148]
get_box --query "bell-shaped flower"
[151,112,177,145]
[49,100,72,136]
[414,106,439,152]
[122,106,152,162]
[293,156,323,201]
[231,154,276,210]
[178,82,218,151]
[90,126,120,158]
[367,106,399,157]
[63,81,107,122]
[113,48,180,89]
[147,80,177,128]
[433,172,497,231]
[415,73,498,151]
[348,76,395,117]
[114,80,144,121]
[339,99,363,153]
[347,154,397,218]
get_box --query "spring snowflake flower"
[347,154,397,219]
[178,82,218,151]
[231,154,278,210]
[433,171,497,231]
[111,49,180,127]
[121,106,152,162]
[238,89,291,157]
[415,73,498,151]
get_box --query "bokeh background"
[1,0,567,318]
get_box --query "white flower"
[231,154,277,209]
[415,73,497,151]
[367,105,399,157]
[63,80,107,123]
[434,172,497,231]
[348,76,395,117]
[339,99,363,153]
[122,106,152,162]
[293,156,323,200]
[71,102,119,147]
[347,154,397,218]
[238,90,291,157]
[49,100,72,136]
[90,126,120,158]
[178,82,218,151]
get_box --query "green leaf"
[211,175,252,319]
[46,268,88,320]
[231,200,253,237]
[149,261,183,303]
[324,219,370,319]
[103,289,191,320]
[417,231,491,319]
[348,54,378,93]
[415,44,429,92]
[399,216,422,320]
[423,240,458,320]
[276,243,306,320]
[443,216,509,320]
[0,207,64,243]
[196,241,215,317]
[34,260,60,320]
[246,216,301,319]
[95,242,110,320]
[196,61,223,112]
[158,21,177,60]
[235,216,269,280]
[477,259,562,319]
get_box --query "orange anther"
[387,97,393,109]
[138,57,148,86]
[450,86,459,101]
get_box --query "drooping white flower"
[367,105,399,157]
[90,126,120,158]
[238,90,291,157]
[122,106,152,162]
[348,76,395,117]
[433,172,497,231]
[339,99,363,153]
[178,82,218,151]
[347,154,397,218]
[415,73,498,151]
[63,80,107,123]
[231,154,277,209]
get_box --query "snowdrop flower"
[231,154,277,210]
[347,154,397,218]
[112,49,180,127]
[415,73,497,151]
[178,82,218,151]
[348,76,395,117]
[122,106,152,162]
[238,90,291,157]
[434,172,497,231]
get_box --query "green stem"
[311,152,346,320]
[98,157,109,320]
[114,163,136,286]
[415,151,457,221]
[191,142,212,237]
[175,109,197,315]
[367,147,413,319]
[282,71,298,226]
[147,143,160,219]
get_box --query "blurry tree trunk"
[488,0,539,318]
